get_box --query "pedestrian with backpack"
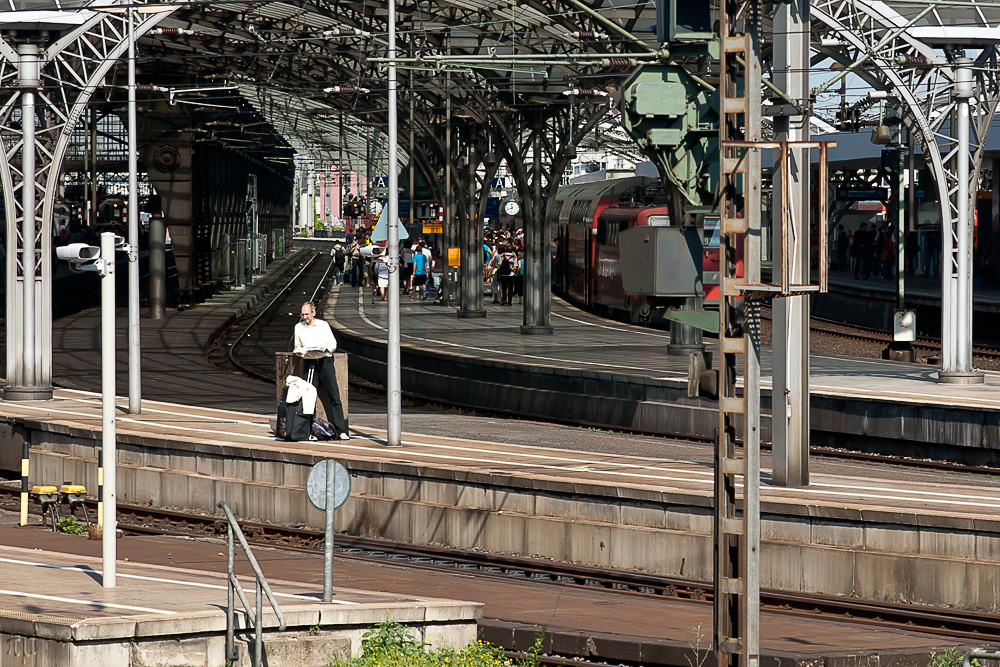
[412,242,429,300]
[331,242,346,285]
[496,244,517,305]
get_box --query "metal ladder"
[715,3,833,667]
[217,500,287,667]
[715,4,763,666]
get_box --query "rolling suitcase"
[277,367,315,441]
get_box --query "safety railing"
[217,500,286,667]
[965,650,1000,667]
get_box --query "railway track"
[4,488,995,643]
[761,304,1000,363]
[226,251,335,381]
[210,263,1000,477]
[807,315,1000,361]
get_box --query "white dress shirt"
[293,318,337,359]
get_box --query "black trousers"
[304,356,347,434]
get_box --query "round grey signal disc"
[306,460,351,510]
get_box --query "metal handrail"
[217,500,286,667]
[965,649,1000,667]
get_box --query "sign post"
[306,460,351,602]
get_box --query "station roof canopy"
[119,0,662,170]
[4,0,1000,176]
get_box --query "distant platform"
[328,283,1000,465]
[0,543,480,667]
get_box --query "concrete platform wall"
[337,325,1000,466]
[0,614,474,667]
[24,424,1000,613]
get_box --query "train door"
[557,223,569,294]
[586,224,595,306]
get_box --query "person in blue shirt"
[412,243,429,300]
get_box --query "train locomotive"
[550,176,726,324]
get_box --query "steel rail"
[3,488,993,642]
[226,251,331,377]
[212,280,1000,476]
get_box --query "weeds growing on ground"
[328,620,542,667]
[56,516,87,535]
[929,649,978,667]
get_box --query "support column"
[444,71,458,308]
[126,7,141,413]
[305,168,314,238]
[667,298,704,355]
[5,42,52,401]
[408,68,415,241]
[149,212,166,319]
[771,0,810,487]
[939,58,984,384]
[521,124,552,334]
[457,146,485,318]
[386,0,401,446]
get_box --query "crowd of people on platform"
[328,226,531,307]
[483,228,525,305]
[329,229,442,302]
[830,220,941,281]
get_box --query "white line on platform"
[13,395,1000,509]
[344,434,1000,509]
[809,381,1000,405]
[551,310,672,338]
[0,557,358,605]
[12,394,1000,509]
[4,402,278,441]
[60,390,268,426]
[355,290,685,377]
[0,588,175,614]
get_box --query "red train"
[550,176,728,324]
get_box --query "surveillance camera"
[359,245,384,257]
[56,243,100,261]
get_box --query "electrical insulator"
[604,57,636,70]
[323,27,370,37]
[150,28,195,36]
[566,31,609,41]
[895,55,930,67]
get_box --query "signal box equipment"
[618,226,703,304]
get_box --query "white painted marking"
[0,588,175,614]
[62,392,267,427]
[355,290,684,377]
[0,557,358,605]
[13,396,1000,510]
[551,310,671,339]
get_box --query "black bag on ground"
[277,387,313,441]
[311,417,335,441]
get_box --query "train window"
[647,215,669,227]
[704,216,721,248]
[570,200,591,225]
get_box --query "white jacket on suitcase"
[284,375,317,415]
